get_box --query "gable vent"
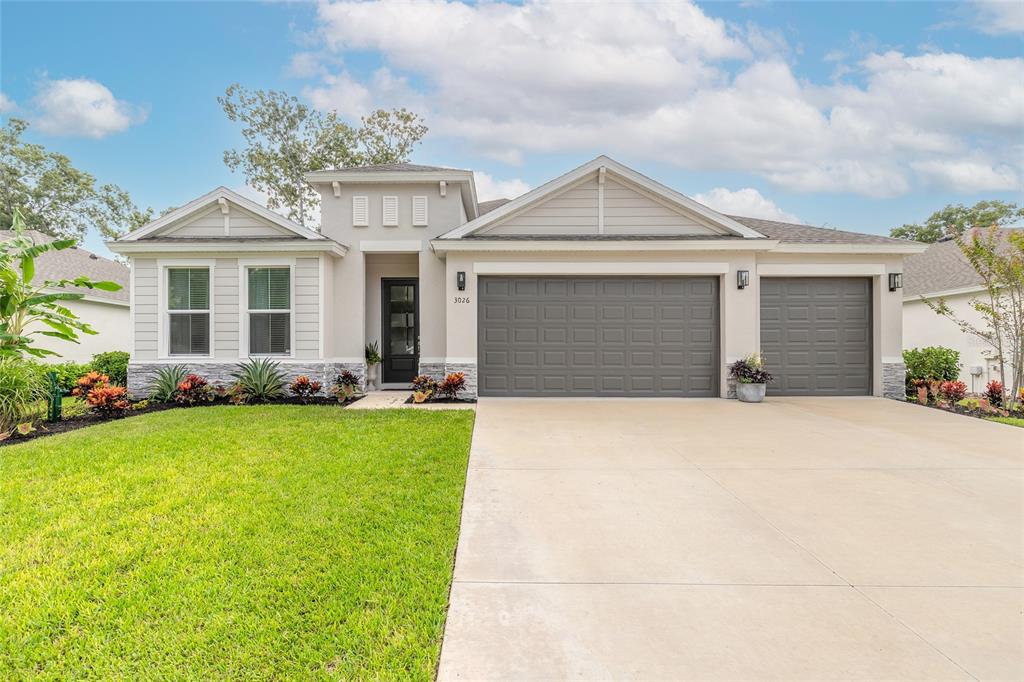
[382,195,399,226]
[352,196,369,227]
[412,196,428,227]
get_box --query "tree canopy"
[0,118,153,241]
[219,84,428,227]
[890,200,1024,243]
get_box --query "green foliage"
[890,200,1023,243]
[30,360,91,394]
[219,84,428,227]
[231,357,287,402]
[0,208,123,358]
[91,351,129,387]
[0,118,154,240]
[903,347,961,389]
[150,365,189,402]
[0,357,47,432]
[365,341,381,366]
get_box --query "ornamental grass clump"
[0,357,47,433]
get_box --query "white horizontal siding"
[294,257,319,359]
[484,177,599,235]
[132,259,158,359]
[214,259,239,358]
[603,178,721,235]
[158,205,294,239]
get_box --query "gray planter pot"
[736,382,767,403]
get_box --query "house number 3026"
[454,296,471,304]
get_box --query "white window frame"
[382,195,399,227]
[238,257,296,359]
[352,195,369,227]
[157,259,216,359]
[412,195,428,227]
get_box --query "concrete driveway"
[438,398,1023,681]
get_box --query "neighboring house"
[108,156,925,399]
[0,229,130,363]
[903,229,1019,392]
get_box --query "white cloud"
[286,52,324,79]
[694,187,800,222]
[971,0,1024,34]
[910,158,1021,192]
[302,1,1023,197]
[0,92,15,113]
[474,172,530,201]
[32,78,146,138]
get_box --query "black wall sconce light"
[737,269,750,289]
[456,271,466,291]
[888,272,903,292]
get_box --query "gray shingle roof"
[0,230,129,303]
[903,228,1020,297]
[465,233,745,241]
[727,216,911,245]
[478,198,512,215]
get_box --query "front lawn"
[988,416,1024,428]
[1,406,475,680]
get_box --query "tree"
[219,84,428,227]
[0,118,154,241]
[924,227,1024,404]
[890,201,1024,243]
[0,208,123,358]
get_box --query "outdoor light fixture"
[456,271,466,291]
[737,269,750,289]
[889,272,903,292]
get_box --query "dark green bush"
[91,351,130,387]
[903,347,961,392]
[30,361,92,394]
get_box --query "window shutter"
[352,196,369,226]
[412,196,428,226]
[382,195,399,226]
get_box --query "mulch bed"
[906,397,1020,422]
[1,395,366,447]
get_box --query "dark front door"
[382,279,419,384]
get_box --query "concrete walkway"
[345,391,476,410]
[438,397,1023,681]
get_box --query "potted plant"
[729,353,774,403]
[365,341,382,390]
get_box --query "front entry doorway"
[382,278,419,384]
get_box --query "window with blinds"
[167,268,210,355]
[247,267,291,355]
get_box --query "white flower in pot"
[728,353,774,403]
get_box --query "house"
[903,229,1019,392]
[1,229,130,363]
[108,156,925,399]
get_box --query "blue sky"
[2,0,1021,257]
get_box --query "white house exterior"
[109,156,925,399]
[903,231,1018,392]
[1,230,130,363]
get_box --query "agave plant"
[150,364,189,402]
[231,358,286,402]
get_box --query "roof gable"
[117,187,325,242]
[440,156,766,240]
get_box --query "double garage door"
[477,275,871,397]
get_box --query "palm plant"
[0,208,122,358]
[231,358,286,402]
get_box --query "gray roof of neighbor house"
[903,228,1019,298]
[0,230,129,303]
[333,162,462,173]
[473,199,913,246]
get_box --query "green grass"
[1,406,475,680]
[987,416,1024,428]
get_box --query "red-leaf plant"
[289,375,322,403]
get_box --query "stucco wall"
[37,298,130,363]
[903,292,1008,391]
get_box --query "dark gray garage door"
[478,276,719,397]
[760,277,872,396]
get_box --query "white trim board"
[109,240,348,257]
[757,264,886,276]
[359,240,424,253]
[473,262,730,275]
[432,239,779,253]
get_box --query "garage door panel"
[761,277,871,397]
[479,276,719,397]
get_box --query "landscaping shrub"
[231,358,287,402]
[175,374,215,406]
[986,380,1004,407]
[331,370,362,402]
[91,351,130,387]
[903,347,960,393]
[151,365,189,402]
[71,371,111,399]
[728,353,774,384]
[437,372,466,400]
[85,385,131,417]
[31,361,92,394]
[289,375,322,403]
[939,380,968,402]
[0,357,48,433]
[410,374,438,395]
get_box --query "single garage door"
[760,277,872,396]
[478,276,719,397]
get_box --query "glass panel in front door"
[389,285,415,355]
